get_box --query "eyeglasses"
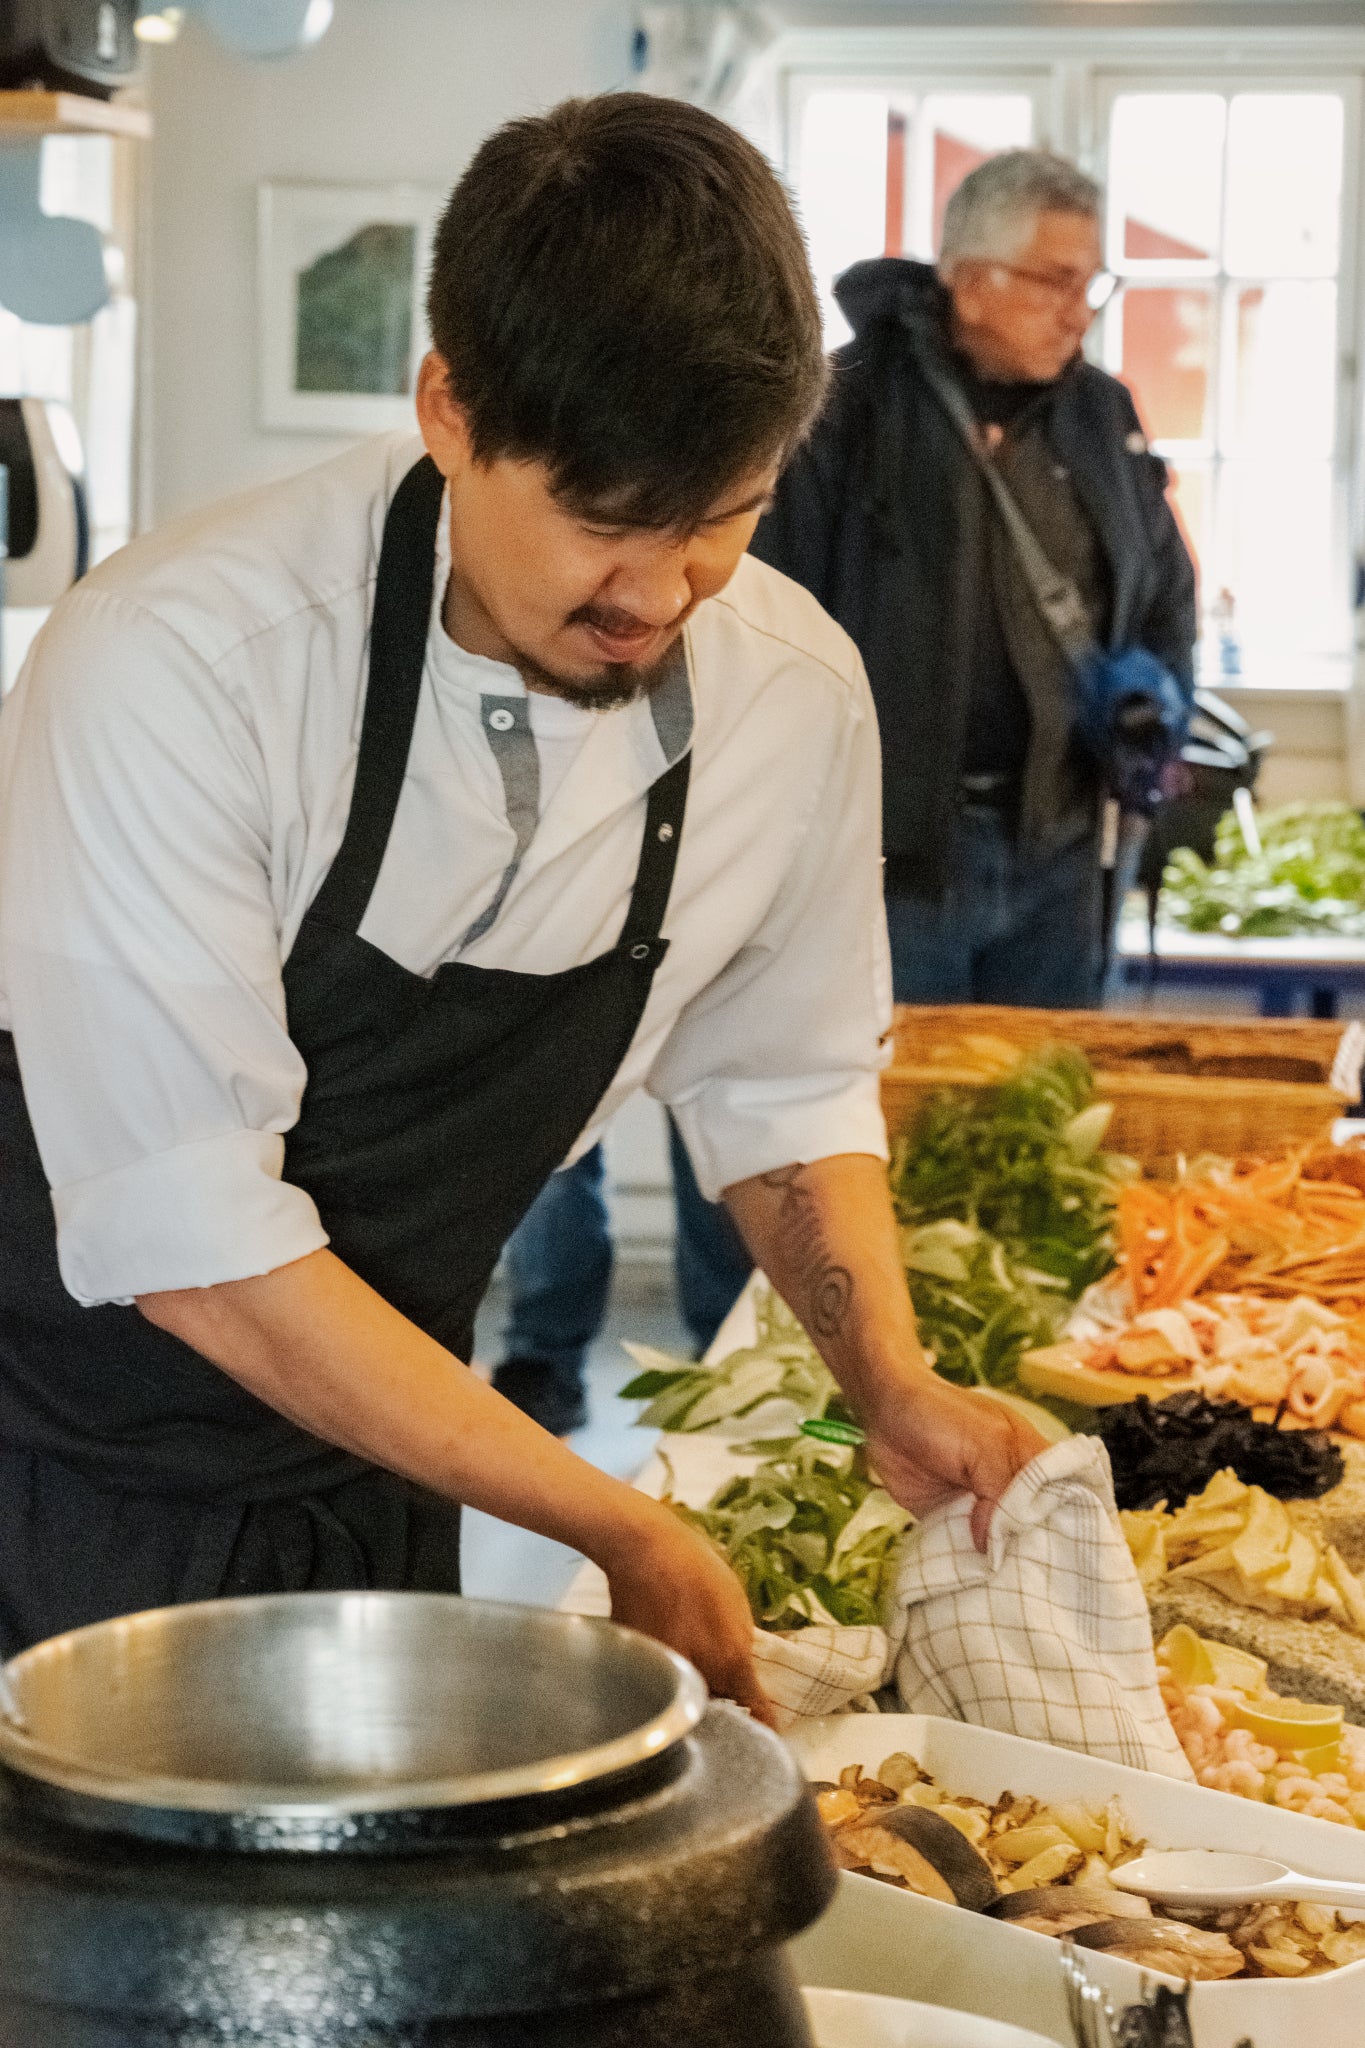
[985,262,1119,313]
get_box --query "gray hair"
[938,149,1102,271]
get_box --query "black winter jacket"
[749,259,1198,897]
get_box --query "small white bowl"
[803,1986,1067,2048]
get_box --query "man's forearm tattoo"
[758,1164,854,1341]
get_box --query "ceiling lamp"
[195,0,333,57]
[133,7,184,42]
[135,0,334,57]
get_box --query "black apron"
[0,455,690,1656]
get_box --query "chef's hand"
[720,1154,1048,1555]
[864,1372,1048,1553]
[598,1503,776,1728]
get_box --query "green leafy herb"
[890,1049,1131,1393]
[619,1286,849,1432]
[668,1437,911,1630]
[1162,801,1365,940]
[901,1221,1067,1391]
[892,1047,1125,1296]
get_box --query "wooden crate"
[881,1005,1360,1162]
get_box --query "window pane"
[1109,94,1225,266]
[1217,460,1345,652]
[1224,94,1343,277]
[796,90,889,343]
[39,134,114,232]
[918,92,1035,257]
[1117,286,1215,443]
[1229,281,1336,456]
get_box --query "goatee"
[513,642,681,711]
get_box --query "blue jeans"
[501,1121,753,1379]
[887,808,1103,1007]
[667,1116,753,1355]
[501,1143,615,1380]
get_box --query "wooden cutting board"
[1017,1343,1197,1407]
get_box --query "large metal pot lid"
[0,1592,706,1819]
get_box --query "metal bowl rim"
[0,1592,708,1817]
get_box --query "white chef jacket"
[0,433,892,1310]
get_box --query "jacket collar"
[845,269,1138,640]
[498,636,694,879]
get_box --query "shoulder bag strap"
[915,351,1100,672]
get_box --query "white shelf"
[0,90,151,141]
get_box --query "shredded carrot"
[1119,1140,1365,1311]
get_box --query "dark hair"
[426,93,827,530]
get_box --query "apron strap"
[309,448,693,956]
[619,749,692,954]
[307,454,447,936]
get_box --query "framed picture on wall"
[257,182,444,433]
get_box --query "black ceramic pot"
[0,1597,834,2044]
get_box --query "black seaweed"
[1096,1391,1345,1511]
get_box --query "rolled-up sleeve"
[0,590,328,1304]
[649,656,893,1200]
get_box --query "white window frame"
[1092,69,1362,674]
[786,64,1055,251]
[754,20,1365,705]
[785,67,1052,341]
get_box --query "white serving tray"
[803,1986,1064,2048]
[787,1713,1365,2048]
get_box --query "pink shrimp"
[1222,1728,1279,1771]
[1181,1693,1226,1740]
[1305,1797,1353,1824]
[1202,1686,1250,1717]
[1340,1728,1365,1790]
[1174,1731,1215,1770]
[1200,1761,1267,1798]
[1313,1771,1353,1801]
[1274,1776,1340,1817]
[1165,1701,1214,1762]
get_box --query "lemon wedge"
[1160,1624,1215,1688]
[1229,1697,1345,1748]
[1293,1739,1343,1776]
[1205,1642,1269,1696]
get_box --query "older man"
[752,149,1197,1007]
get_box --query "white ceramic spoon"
[1114,1849,1365,1912]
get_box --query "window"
[789,78,1043,344]
[1098,84,1354,665]
[0,133,138,690]
[0,135,137,560]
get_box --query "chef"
[0,93,1043,1712]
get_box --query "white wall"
[142,0,636,525]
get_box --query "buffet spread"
[607,1006,1365,2045]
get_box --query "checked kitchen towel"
[752,1622,893,1729]
[894,1435,1194,1778]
